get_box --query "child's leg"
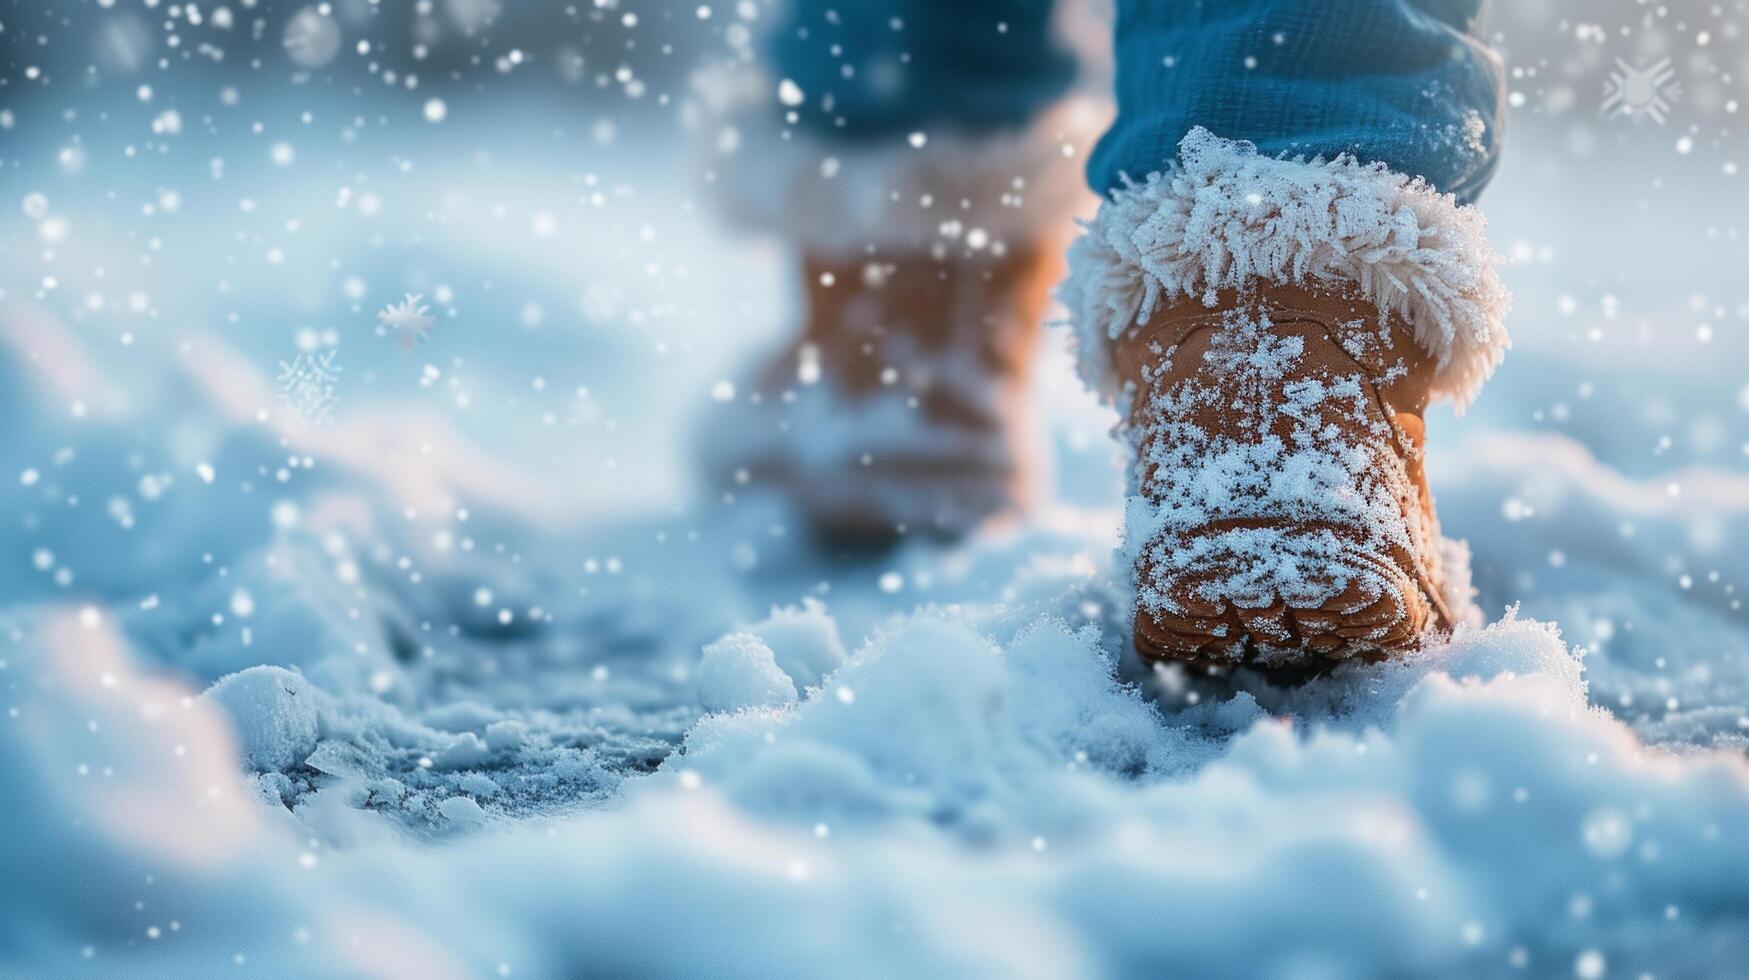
[701,0,1098,542]
[1065,0,1511,669]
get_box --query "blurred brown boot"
[698,97,1100,544]
[707,244,1058,543]
[1113,285,1453,669]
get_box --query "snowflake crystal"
[378,293,438,349]
[1601,58,1680,125]
[277,349,341,425]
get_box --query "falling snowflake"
[377,293,438,349]
[1601,58,1680,125]
[282,6,342,69]
[277,349,341,425]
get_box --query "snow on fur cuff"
[705,99,1102,254]
[1061,127,1510,410]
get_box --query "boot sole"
[1132,519,1443,673]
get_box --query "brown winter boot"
[706,244,1059,543]
[1061,127,1511,672]
[697,92,1100,544]
[1113,284,1453,670]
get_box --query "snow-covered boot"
[707,245,1058,543]
[1114,285,1452,666]
[1063,129,1511,669]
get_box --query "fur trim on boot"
[1061,127,1510,411]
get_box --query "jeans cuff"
[1061,128,1511,412]
[701,95,1104,255]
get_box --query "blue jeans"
[771,0,1504,203]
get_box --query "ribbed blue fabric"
[770,0,1504,202]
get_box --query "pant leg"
[1089,0,1506,203]
[714,0,1096,254]
[769,0,1077,141]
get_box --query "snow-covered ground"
[4,3,1749,978]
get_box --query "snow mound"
[743,597,849,690]
[652,608,1749,977]
[202,666,321,772]
[677,615,1201,830]
[10,603,1749,978]
[697,632,799,713]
